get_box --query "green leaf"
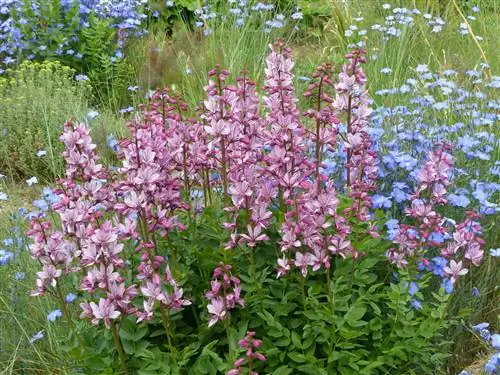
[121,339,134,355]
[272,366,293,375]
[288,352,307,363]
[347,306,366,323]
[291,331,302,349]
[297,365,328,375]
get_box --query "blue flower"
[480,329,491,341]
[0,249,15,266]
[484,352,499,373]
[43,188,60,204]
[3,238,13,247]
[410,299,423,310]
[408,281,418,296]
[385,219,399,230]
[32,199,49,212]
[66,293,77,303]
[372,194,392,209]
[107,134,120,152]
[442,279,454,294]
[87,110,99,120]
[490,248,500,257]
[431,257,447,276]
[471,287,480,297]
[26,177,38,186]
[447,193,470,207]
[484,362,496,374]
[491,334,500,349]
[320,159,336,175]
[29,330,44,344]
[15,272,26,280]
[47,309,62,322]
[428,232,445,244]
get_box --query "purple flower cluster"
[228,331,266,375]
[386,144,485,287]
[205,263,244,327]
[21,42,488,372]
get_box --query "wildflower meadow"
[0,1,498,374]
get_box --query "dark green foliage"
[55,201,455,374]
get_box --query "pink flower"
[294,252,313,277]
[89,298,121,328]
[240,225,269,247]
[444,260,468,282]
[207,297,226,327]
[464,242,483,266]
[205,263,244,327]
[136,300,154,323]
[276,256,291,278]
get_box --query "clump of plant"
[0,60,91,180]
[25,41,486,374]
[0,0,148,73]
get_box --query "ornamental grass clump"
[26,40,486,374]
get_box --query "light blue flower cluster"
[371,64,499,216]
[0,0,149,73]
[344,3,482,49]
[193,1,303,35]
[470,322,500,373]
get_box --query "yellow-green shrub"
[0,61,91,180]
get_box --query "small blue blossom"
[75,74,88,81]
[87,110,99,120]
[66,293,77,303]
[410,299,423,310]
[29,330,44,344]
[47,309,62,322]
[408,281,418,296]
[471,287,480,297]
[473,322,490,332]
[372,194,392,209]
[491,334,500,349]
[32,199,49,212]
[26,177,38,186]
[490,248,500,257]
[442,279,454,294]
[107,134,120,152]
[431,257,447,276]
[0,250,15,265]
[447,193,470,207]
[480,328,491,341]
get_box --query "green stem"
[161,306,176,351]
[299,274,307,310]
[110,321,129,375]
[326,266,332,305]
